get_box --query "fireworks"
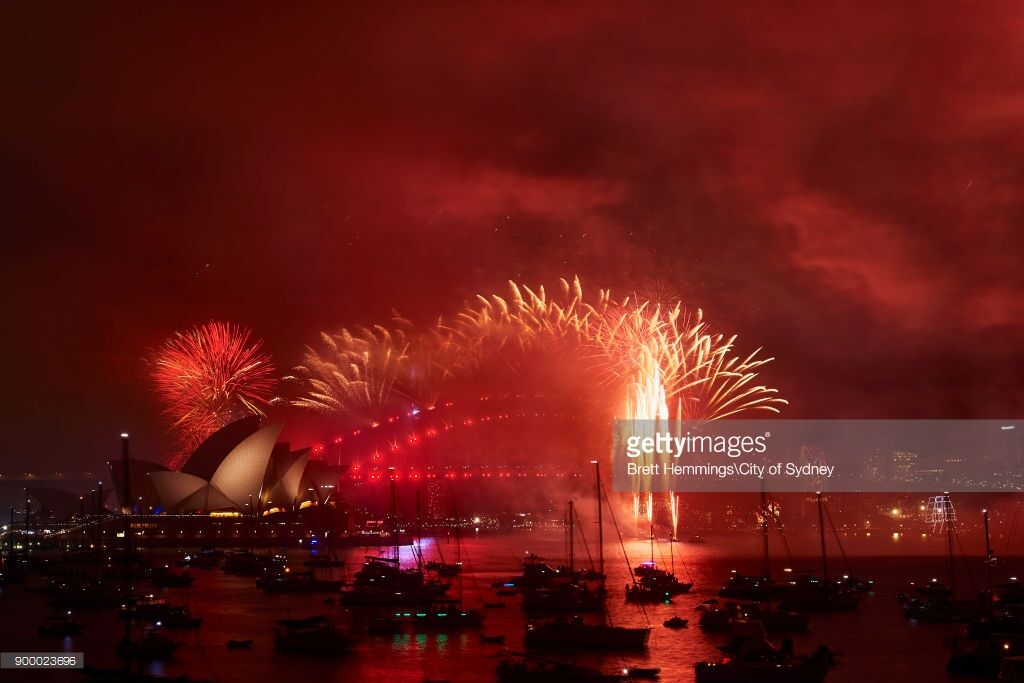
[289,275,786,428]
[452,276,787,528]
[285,325,409,427]
[286,275,787,528]
[151,322,276,466]
[452,276,786,420]
[397,320,461,410]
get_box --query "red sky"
[1,2,1022,472]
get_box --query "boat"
[274,615,352,655]
[49,582,122,609]
[345,481,452,607]
[497,655,627,682]
[778,584,859,613]
[178,548,223,569]
[996,578,1024,606]
[227,639,253,649]
[350,552,446,589]
[946,633,1021,677]
[81,665,210,682]
[480,633,507,644]
[115,628,182,661]
[625,582,672,604]
[522,582,604,612]
[627,668,661,679]
[716,617,770,654]
[694,649,834,683]
[629,527,693,599]
[633,560,692,595]
[342,546,451,604]
[902,594,991,622]
[776,493,860,613]
[383,604,485,630]
[303,554,345,568]
[900,578,953,601]
[718,572,781,600]
[424,560,463,577]
[525,616,650,650]
[484,601,506,608]
[257,570,342,593]
[697,624,835,682]
[503,554,565,589]
[699,602,809,632]
[999,655,1024,681]
[150,566,195,587]
[221,551,285,576]
[719,487,785,601]
[119,596,202,629]
[663,616,688,628]
[521,495,608,614]
[38,612,85,637]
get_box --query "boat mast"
[760,484,770,580]
[120,433,132,652]
[390,477,399,564]
[945,495,955,594]
[568,500,575,575]
[984,509,994,603]
[415,489,423,572]
[97,481,104,551]
[670,527,674,576]
[817,492,828,585]
[594,461,604,580]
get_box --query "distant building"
[892,451,918,483]
[864,449,888,481]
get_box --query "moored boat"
[274,615,352,655]
[497,655,627,682]
[525,616,650,650]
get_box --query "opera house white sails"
[145,419,336,514]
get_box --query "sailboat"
[498,653,629,682]
[525,614,651,649]
[719,487,782,600]
[114,435,184,662]
[778,493,859,612]
[694,643,835,682]
[424,497,463,577]
[342,481,451,606]
[525,462,651,650]
[274,615,352,655]
[522,501,604,612]
[627,525,692,602]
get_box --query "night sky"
[2,3,1022,474]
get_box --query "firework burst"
[452,276,786,420]
[285,325,410,426]
[151,321,276,465]
[451,276,787,528]
[287,275,786,529]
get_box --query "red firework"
[151,321,277,465]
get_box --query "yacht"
[497,655,627,682]
[525,615,650,650]
[274,615,352,655]
[257,570,342,594]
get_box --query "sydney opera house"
[24,418,340,522]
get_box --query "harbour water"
[0,531,1004,682]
